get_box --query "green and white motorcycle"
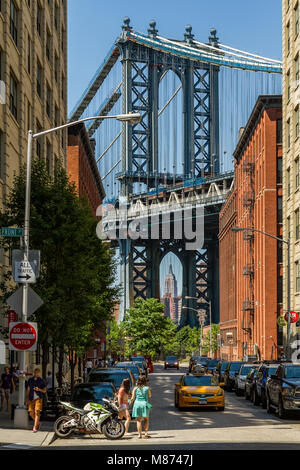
[54,398,125,440]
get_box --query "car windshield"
[230,363,244,372]
[240,366,254,375]
[221,362,228,371]
[183,376,218,386]
[207,360,218,367]
[285,366,300,378]
[166,357,178,361]
[266,367,278,376]
[115,365,140,377]
[71,384,114,402]
[88,372,130,388]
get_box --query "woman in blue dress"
[131,375,152,439]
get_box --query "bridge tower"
[116,18,221,326]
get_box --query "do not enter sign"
[9,322,37,351]
[284,311,299,324]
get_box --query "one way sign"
[14,260,36,284]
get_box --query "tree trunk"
[58,346,64,388]
[78,356,82,379]
[41,341,49,379]
[69,351,75,390]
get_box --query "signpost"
[9,322,38,351]
[1,227,23,237]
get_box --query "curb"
[41,431,57,447]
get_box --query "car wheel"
[245,389,250,400]
[278,396,286,419]
[253,389,260,406]
[235,388,240,396]
[178,397,184,411]
[218,406,225,411]
[266,393,273,414]
[174,393,178,408]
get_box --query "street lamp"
[232,226,291,360]
[15,112,141,428]
[185,296,212,357]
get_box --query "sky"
[67,0,282,296]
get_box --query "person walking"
[118,378,131,434]
[131,375,152,439]
[26,368,46,433]
[0,367,15,412]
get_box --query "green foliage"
[0,159,118,355]
[108,318,126,356]
[175,325,201,356]
[201,324,220,355]
[122,298,177,357]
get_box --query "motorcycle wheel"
[102,418,125,440]
[54,416,75,438]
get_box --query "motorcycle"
[53,398,125,440]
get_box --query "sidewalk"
[0,410,55,449]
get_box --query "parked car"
[245,368,259,401]
[266,363,300,418]
[87,368,135,391]
[235,364,258,396]
[70,382,116,409]
[224,361,246,391]
[114,362,142,381]
[206,359,219,374]
[194,357,210,371]
[189,356,200,373]
[165,356,179,370]
[131,356,148,376]
[253,363,279,407]
[214,361,228,387]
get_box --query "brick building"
[67,123,105,216]
[219,95,283,361]
[219,188,238,360]
[233,95,283,361]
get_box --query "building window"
[61,26,65,51]
[288,216,291,240]
[296,260,300,292]
[10,0,18,46]
[61,73,65,100]
[287,21,290,54]
[36,59,42,98]
[9,72,18,120]
[54,104,59,127]
[277,158,282,184]
[296,106,299,138]
[296,55,299,85]
[287,119,291,148]
[296,157,300,189]
[46,140,51,173]
[36,120,42,158]
[296,2,299,36]
[37,3,42,37]
[26,97,32,131]
[296,209,300,240]
[278,196,283,223]
[276,119,282,143]
[46,83,51,118]
[54,54,59,82]
[46,29,51,62]
[0,130,3,179]
[287,71,291,100]
[287,167,291,196]
[54,3,59,30]
[27,34,31,74]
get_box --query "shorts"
[1,389,10,399]
[120,403,128,410]
[28,398,43,413]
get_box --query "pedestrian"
[131,375,152,439]
[26,368,46,433]
[118,378,131,434]
[85,359,93,375]
[46,371,58,391]
[0,366,15,412]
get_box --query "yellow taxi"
[174,373,225,411]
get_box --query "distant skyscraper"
[161,264,181,324]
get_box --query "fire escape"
[242,156,255,337]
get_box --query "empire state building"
[161,264,182,324]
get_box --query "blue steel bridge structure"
[69,18,282,327]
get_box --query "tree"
[176,326,201,357]
[0,159,118,384]
[201,324,220,356]
[122,298,177,357]
[108,318,126,357]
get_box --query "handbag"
[146,402,152,410]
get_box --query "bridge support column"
[182,251,197,327]
[118,239,133,322]
[207,240,219,324]
[148,241,160,299]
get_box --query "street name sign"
[1,227,23,237]
[9,322,38,351]
[6,286,44,318]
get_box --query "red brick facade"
[67,123,105,216]
[219,95,283,361]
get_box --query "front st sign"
[9,322,38,351]
[14,260,36,283]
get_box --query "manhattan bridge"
[69,18,282,327]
